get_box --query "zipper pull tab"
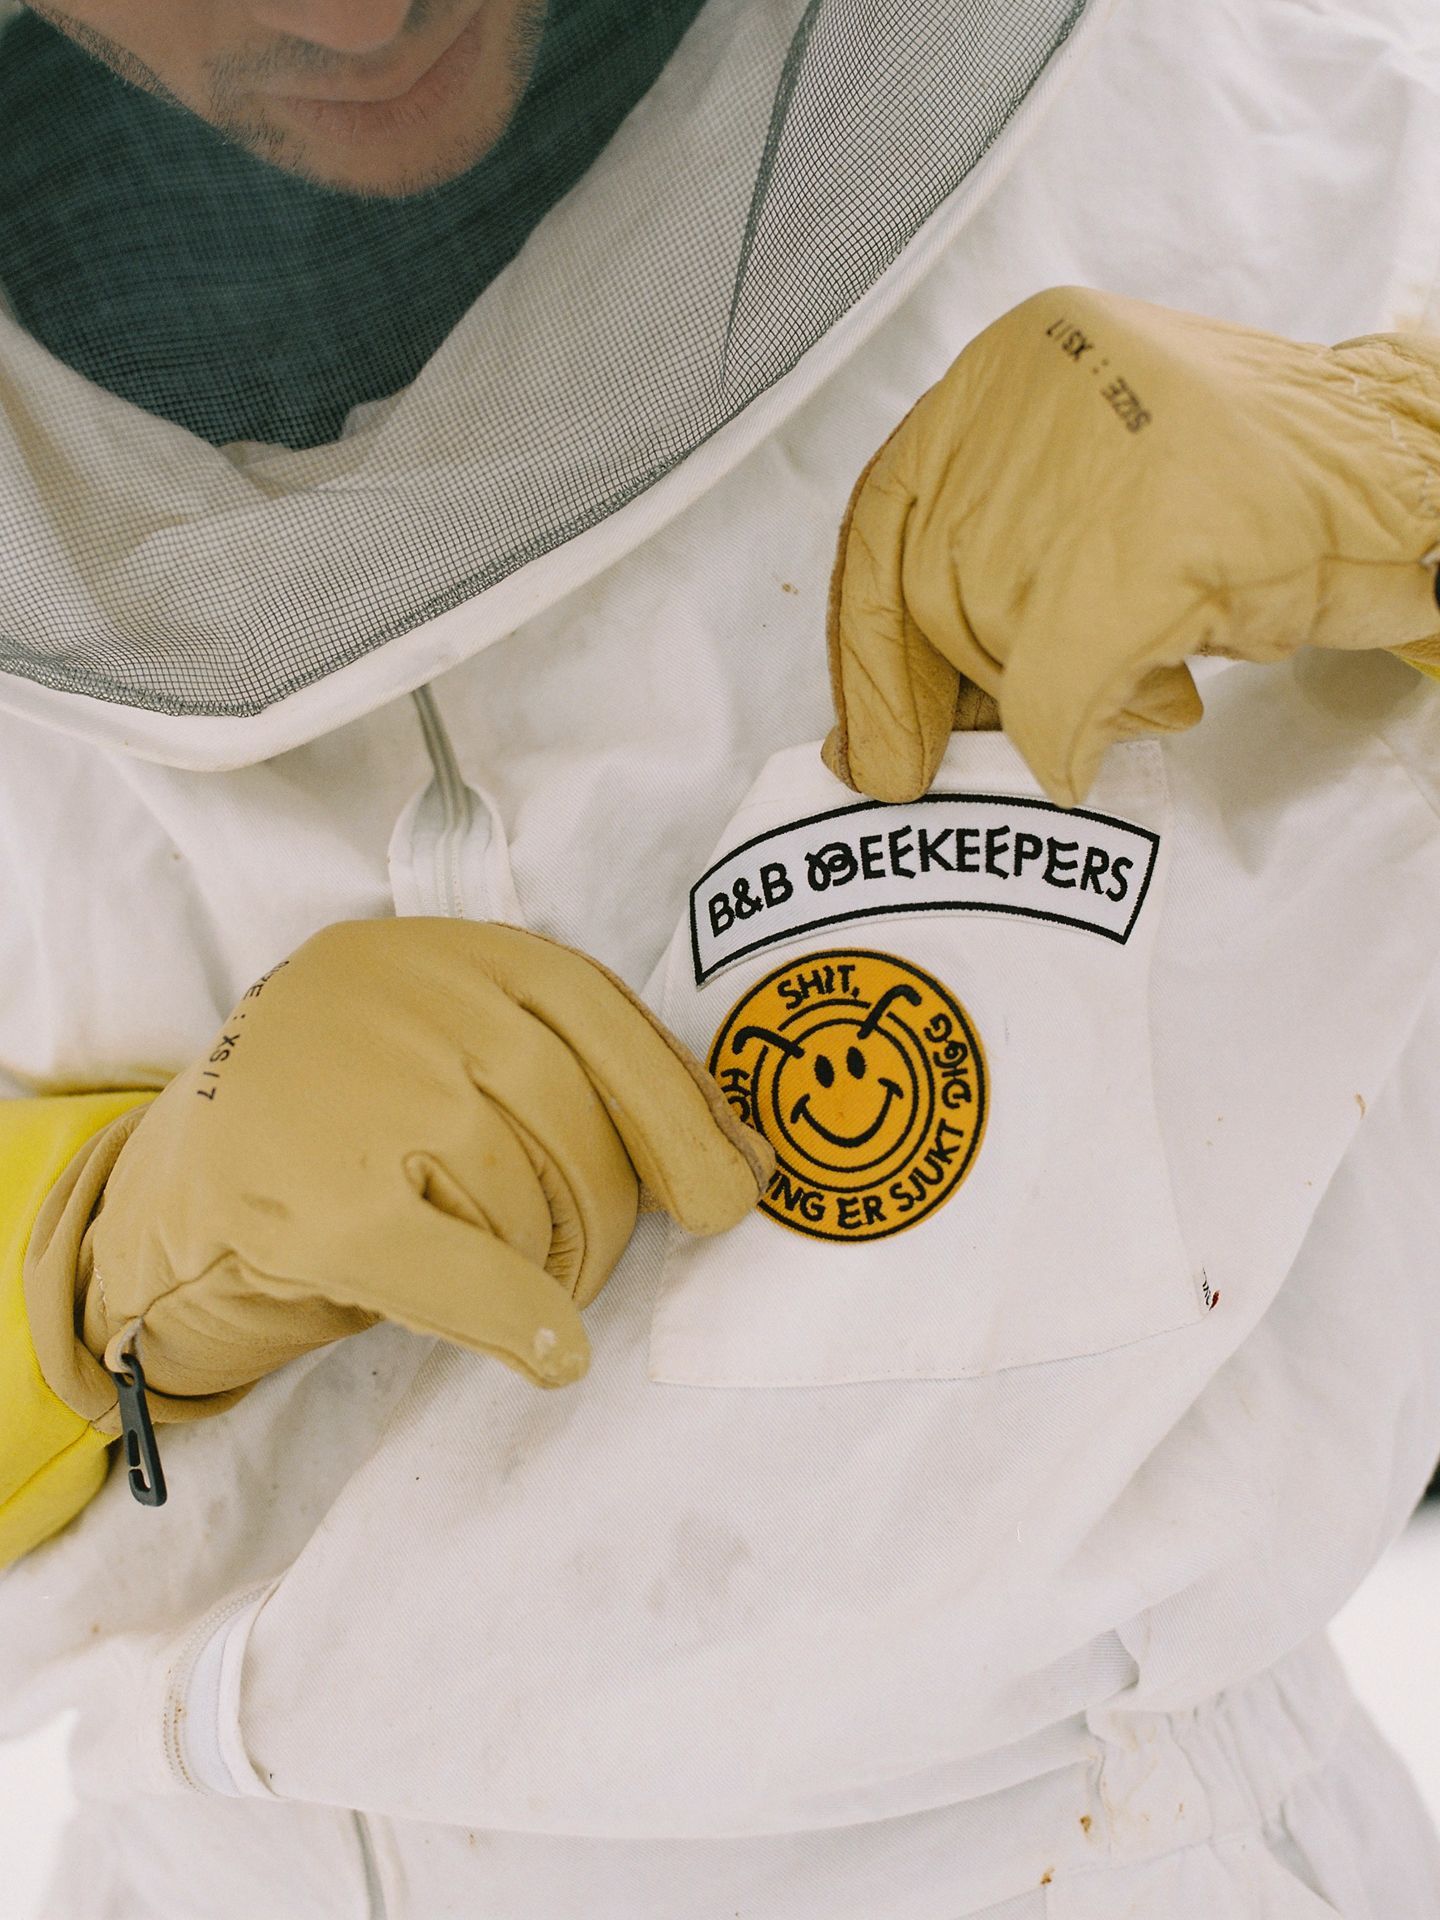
[104,1319,167,1508]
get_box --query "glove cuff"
[25,1104,248,1437]
[1328,331,1440,546]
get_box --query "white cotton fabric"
[1,0,1440,1915]
[648,737,1206,1386]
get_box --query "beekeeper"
[1,1,1439,1915]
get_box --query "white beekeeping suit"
[1,0,1439,1915]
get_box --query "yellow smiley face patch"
[708,948,988,1242]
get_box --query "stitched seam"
[1336,361,1438,529]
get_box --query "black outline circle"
[709,948,989,1244]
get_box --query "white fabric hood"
[0,0,1098,769]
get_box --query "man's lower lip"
[273,5,488,134]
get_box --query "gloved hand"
[26,919,772,1433]
[823,285,1440,807]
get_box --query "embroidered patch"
[690,793,1160,984]
[708,948,988,1243]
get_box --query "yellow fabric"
[0,1091,154,1568]
[1398,646,1440,685]
[824,287,1440,807]
[21,1104,229,1441]
[38,920,769,1407]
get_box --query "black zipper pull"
[104,1323,167,1508]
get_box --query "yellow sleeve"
[0,1093,155,1569]
[1394,633,1440,682]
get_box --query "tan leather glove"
[25,920,772,1441]
[823,285,1440,806]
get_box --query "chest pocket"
[646,733,1205,1388]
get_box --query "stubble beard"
[26,0,551,198]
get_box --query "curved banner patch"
[709,948,987,1243]
[690,792,1160,984]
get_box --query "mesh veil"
[0,0,1089,721]
[0,2,709,449]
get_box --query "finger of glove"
[1003,534,1440,807]
[464,927,771,1242]
[399,1089,555,1275]
[258,1205,591,1388]
[1394,630,1440,681]
[823,439,963,804]
[454,998,640,1309]
[126,1253,377,1398]
[1001,583,1207,807]
[1308,554,1440,655]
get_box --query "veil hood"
[0,0,1098,766]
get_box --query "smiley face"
[709,949,988,1243]
[768,1012,922,1174]
[789,1039,903,1148]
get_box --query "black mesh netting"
[0,0,1088,718]
[0,1,708,449]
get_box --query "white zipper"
[410,684,474,920]
[394,684,522,925]
[166,687,518,1854]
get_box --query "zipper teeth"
[411,686,472,920]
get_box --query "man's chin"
[205,0,545,198]
[211,109,510,198]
